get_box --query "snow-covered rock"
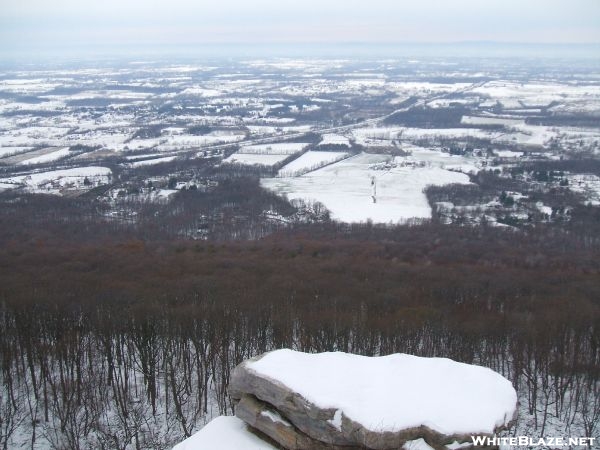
[229,349,517,449]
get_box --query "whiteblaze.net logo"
[471,435,596,447]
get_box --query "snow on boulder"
[172,416,277,450]
[229,349,517,449]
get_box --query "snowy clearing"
[495,150,524,158]
[126,156,177,167]
[238,142,310,155]
[400,127,501,141]
[179,87,224,97]
[278,151,349,176]
[0,166,111,194]
[318,134,351,147]
[223,153,291,167]
[471,81,600,110]
[461,115,524,127]
[223,142,311,167]
[262,153,470,222]
[18,147,71,165]
[0,146,33,158]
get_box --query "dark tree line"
[0,177,296,244]
[526,115,600,128]
[384,106,470,128]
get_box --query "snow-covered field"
[223,153,291,166]
[0,166,111,194]
[386,81,472,103]
[461,115,524,127]
[0,146,34,158]
[223,142,311,167]
[125,131,247,153]
[125,156,177,167]
[471,81,600,111]
[0,126,71,147]
[401,127,502,141]
[278,150,349,176]
[237,142,309,155]
[18,147,71,165]
[0,60,598,173]
[318,133,351,147]
[494,150,524,158]
[262,152,471,222]
[352,127,403,147]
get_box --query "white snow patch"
[403,438,435,450]
[461,115,524,127]
[124,153,163,161]
[156,189,178,198]
[180,87,223,97]
[260,409,291,427]
[495,150,524,158]
[535,202,552,216]
[126,156,177,167]
[328,409,343,431]
[173,416,277,450]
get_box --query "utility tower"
[371,176,377,204]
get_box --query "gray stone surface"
[235,394,356,449]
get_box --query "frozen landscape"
[2,0,600,447]
[1,57,600,228]
[0,55,599,450]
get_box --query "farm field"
[263,153,471,222]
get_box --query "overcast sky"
[1,0,599,57]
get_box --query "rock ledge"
[228,349,517,450]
